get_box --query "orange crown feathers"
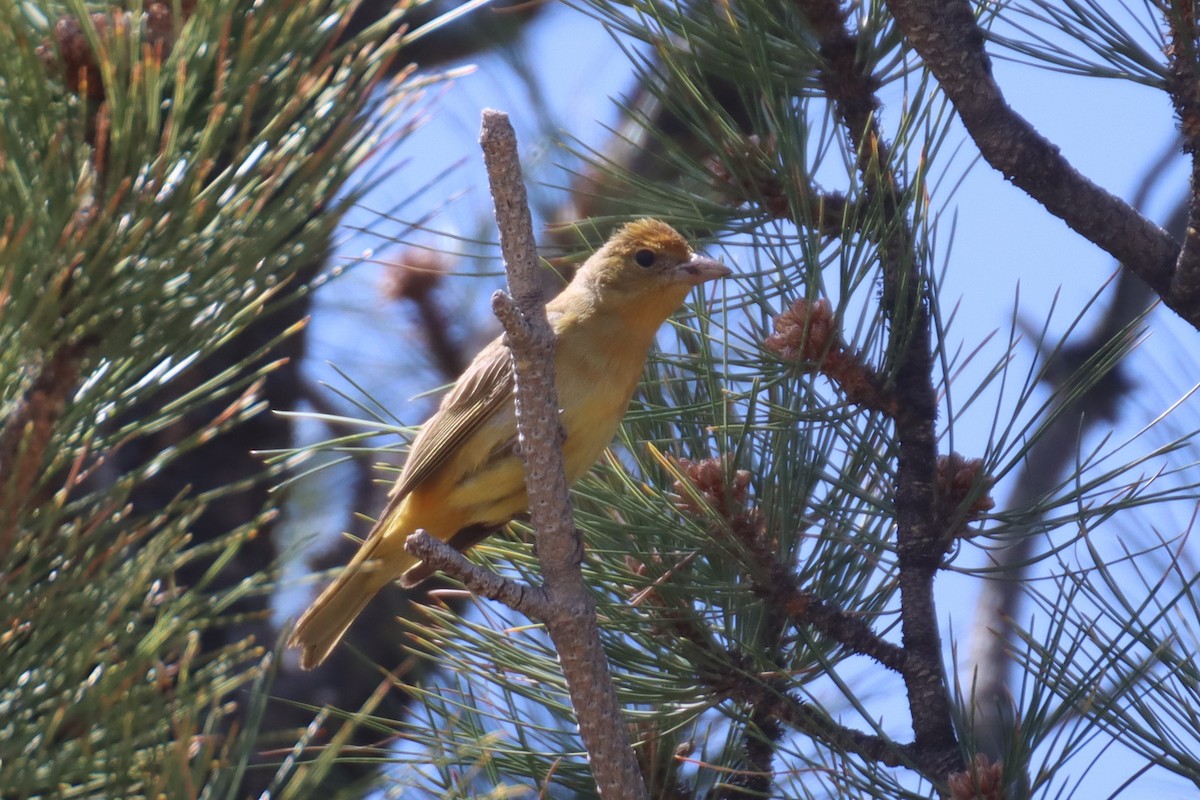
[603,218,695,263]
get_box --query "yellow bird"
[289,218,729,669]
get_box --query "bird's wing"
[371,305,571,528]
[388,337,516,504]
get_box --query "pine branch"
[674,454,907,673]
[1,1,424,793]
[792,0,963,780]
[667,456,913,774]
[637,580,913,772]
[765,297,900,417]
[692,639,912,770]
[733,684,912,769]
[782,585,907,673]
[715,705,781,799]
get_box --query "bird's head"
[577,219,730,315]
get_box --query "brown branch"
[638,576,913,771]
[721,668,912,769]
[876,148,963,791]
[882,0,1199,328]
[674,452,909,674]
[705,135,862,235]
[1165,6,1200,307]
[631,543,912,772]
[404,531,547,616]
[716,705,781,798]
[0,342,87,549]
[696,638,907,767]
[721,509,790,799]
[477,108,650,800]
[782,585,907,673]
[794,0,881,172]
[792,0,962,781]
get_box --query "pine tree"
[0,1,408,794]
[273,0,1200,797]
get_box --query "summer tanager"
[289,218,729,669]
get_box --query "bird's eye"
[634,248,656,268]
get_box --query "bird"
[288,218,730,669]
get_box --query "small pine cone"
[764,297,837,363]
[384,249,448,303]
[937,451,996,520]
[947,753,1004,800]
[673,455,751,518]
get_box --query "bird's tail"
[288,534,415,670]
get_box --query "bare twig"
[475,108,649,800]
[405,531,547,616]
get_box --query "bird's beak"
[674,253,731,285]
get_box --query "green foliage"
[983,0,1168,86]
[0,495,267,797]
[0,0,418,794]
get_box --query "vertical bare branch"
[478,108,649,800]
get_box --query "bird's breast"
[555,317,656,482]
[433,308,658,529]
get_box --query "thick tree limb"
[883,0,1199,328]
